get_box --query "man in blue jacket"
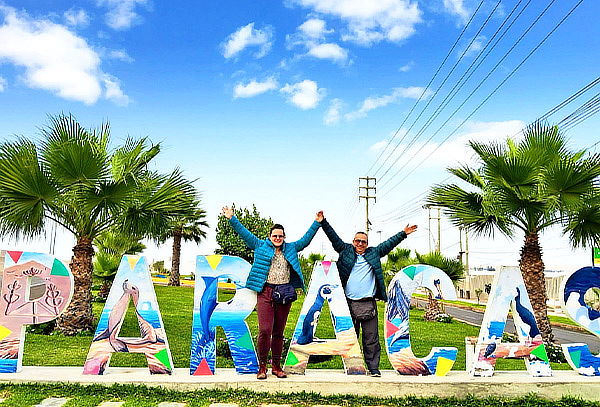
[319,212,417,377]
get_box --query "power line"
[365,0,486,177]
[372,176,454,222]
[376,0,532,186]
[380,0,585,197]
[560,93,600,131]
[379,0,560,193]
[374,0,502,182]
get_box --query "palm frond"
[111,137,160,183]
[564,199,600,248]
[427,184,513,238]
[41,114,110,187]
[447,165,485,189]
[0,138,59,237]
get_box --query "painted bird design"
[515,287,540,338]
[296,284,334,345]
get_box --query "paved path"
[415,299,600,353]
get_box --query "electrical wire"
[380,0,585,198]
[376,0,532,186]
[366,0,486,178]
[374,0,502,182]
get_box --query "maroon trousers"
[257,285,293,364]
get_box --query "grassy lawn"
[0,383,598,407]
[413,293,580,327]
[23,285,570,370]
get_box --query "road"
[415,299,600,353]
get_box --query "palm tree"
[0,114,197,334]
[414,251,465,320]
[427,122,600,343]
[299,252,325,283]
[166,206,208,286]
[414,251,464,283]
[93,229,146,298]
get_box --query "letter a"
[83,256,173,375]
[190,255,258,375]
[471,266,551,377]
[560,266,600,376]
[385,264,458,376]
[284,261,366,375]
[0,251,74,373]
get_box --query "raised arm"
[293,211,323,251]
[376,224,417,257]
[222,206,261,250]
[321,217,348,253]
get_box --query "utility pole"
[424,204,441,252]
[359,177,376,233]
[459,226,470,273]
[465,227,469,274]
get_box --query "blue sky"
[0,0,598,273]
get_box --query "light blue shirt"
[345,254,376,300]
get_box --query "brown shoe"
[257,363,267,380]
[271,362,287,378]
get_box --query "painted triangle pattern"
[7,251,22,263]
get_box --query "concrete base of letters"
[1,367,599,401]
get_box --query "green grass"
[23,285,570,370]
[0,384,597,407]
[413,293,580,327]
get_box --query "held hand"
[222,206,234,219]
[316,210,324,222]
[404,224,417,235]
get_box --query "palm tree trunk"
[168,229,182,286]
[519,232,554,344]
[55,236,95,335]
[424,291,442,321]
[99,279,112,299]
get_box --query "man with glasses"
[319,212,417,377]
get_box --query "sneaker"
[369,369,381,377]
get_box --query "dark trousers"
[349,298,381,372]
[257,285,292,364]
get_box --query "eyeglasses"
[271,235,285,239]
[353,239,368,245]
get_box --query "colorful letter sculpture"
[471,266,551,377]
[83,256,173,375]
[0,251,74,373]
[284,261,366,375]
[190,255,258,375]
[560,266,600,376]
[385,264,458,376]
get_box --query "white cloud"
[324,98,343,125]
[280,79,325,110]
[298,18,331,38]
[102,74,130,106]
[443,0,470,23]
[0,76,6,92]
[108,49,133,62]
[287,19,349,64]
[97,0,148,30]
[233,77,278,98]
[464,35,485,58]
[369,120,525,170]
[307,42,348,62]
[399,61,414,72]
[0,6,129,105]
[293,0,422,45]
[64,8,89,27]
[222,23,273,59]
[346,86,431,120]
